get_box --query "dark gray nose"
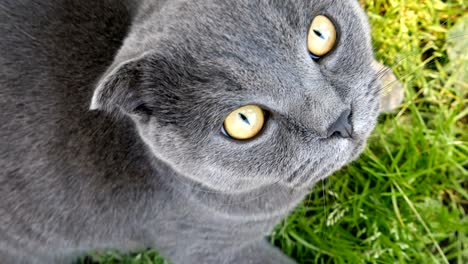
[327,110,353,138]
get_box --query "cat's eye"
[307,15,337,58]
[222,105,265,140]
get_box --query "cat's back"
[0,0,134,169]
[0,0,155,253]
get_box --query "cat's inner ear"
[90,54,151,116]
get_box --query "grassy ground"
[83,0,467,263]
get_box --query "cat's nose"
[327,110,353,138]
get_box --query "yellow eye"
[307,15,337,57]
[223,105,265,140]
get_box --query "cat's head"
[91,0,381,192]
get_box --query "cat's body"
[0,0,381,263]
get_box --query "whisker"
[374,33,467,96]
[369,17,455,68]
[322,179,328,232]
[371,18,467,88]
[379,33,468,75]
[376,52,454,95]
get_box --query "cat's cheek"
[350,97,380,140]
[353,121,376,140]
[296,139,353,185]
[133,121,181,164]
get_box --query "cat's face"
[91,0,381,192]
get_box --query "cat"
[0,0,384,263]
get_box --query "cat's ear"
[90,53,151,116]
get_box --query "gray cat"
[0,0,383,263]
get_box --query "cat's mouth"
[283,136,366,188]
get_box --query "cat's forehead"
[146,0,372,72]
[119,0,374,114]
[155,0,369,40]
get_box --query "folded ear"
[90,53,151,116]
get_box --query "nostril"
[330,131,342,138]
[327,109,353,139]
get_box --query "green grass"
[83,0,467,263]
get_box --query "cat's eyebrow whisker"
[374,33,468,96]
[369,17,455,67]
[376,58,435,95]
[373,49,424,82]
[374,47,426,79]
[377,33,468,75]
[375,65,394,80]
[378,75,415,97]
[373,31,468,81]
[398,33,466,65]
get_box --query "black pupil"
[238,113,250,125]
[313,29,325,40]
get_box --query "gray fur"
[0,0,381,263]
